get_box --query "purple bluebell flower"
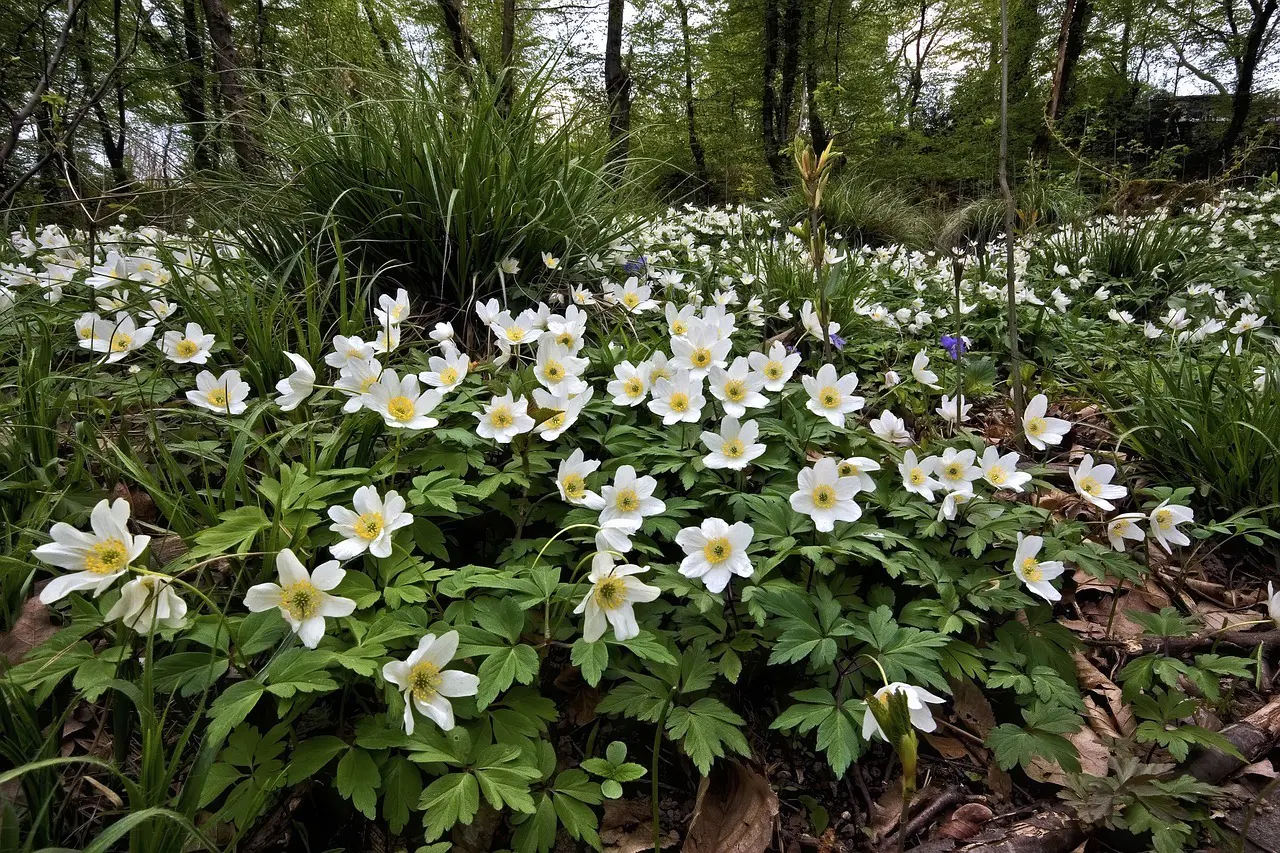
[785,343,800,356]
[940,335,966,360]
[829,332,846,351]
[623,256,648,276]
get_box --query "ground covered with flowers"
[2,188,1280,853]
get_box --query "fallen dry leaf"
[935,803,994,841]
[986,764,1013,802]
[869,778,905,843]
[0,596,59,665]
[682,762,778,853]
[950,677,996,739]
[1026,724,1109,785]
[922,733,969,760]
[1074,653,1135,736]
[602,799,679,853]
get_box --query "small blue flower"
[940,335,966,360]
[829,332,847,351]
[623,256,648,275]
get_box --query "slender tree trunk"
[763,0,782,183]
[179,0,212,171]
[999,0,1025,419]
[805,0,829,154]
[200,0,259,171]
[76,2,129,191]
[499,0,515,107]
[905,0,927,128]
[674,0,709,193]
[776,0,803,147]
[604,0,631,173]
[1221,0,1278,156]
[1036,0,1090,154]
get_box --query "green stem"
[652,694,673,852]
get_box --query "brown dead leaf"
[553,664,600,725]
[986,764,1012,802]
[1026,724,1109,785]
[602,799,679,853]
[1074,653,1135,736]
[922,733,969,760]
[1241,760,1278,779]
[935,803,994,841]
[950,677,996,739]
[0,596,59,665]
[682,762,778,853]
[869,778,904,843]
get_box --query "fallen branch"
[907,697,1280,853]
[1086,628,1280,655]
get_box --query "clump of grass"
[938,180,1091,249]
[1036,215,1208,296]
[778,178,931,250]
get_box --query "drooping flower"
[648,370,706,425]
[1022,394,1071,450]
[747,341,801,392]
[708,357,768,418]
[105,575,187,632]
[911,350,941,389]
[275,352,316,412]
[244,549,356,648]
[799,299,840,343]
[382,631,479,734]
[899,450,942,501]
[701,417,766,471]
[862,683,946,741]
[870,410,913,446]
[937,490,973,521]
[790,458,862,532]
[675,518,755,594]
[979,446,1032,492]
[328,486,413,560]
[187,369,252,415]
[1069,454,1127,511]
[1105,513,1145,552]
[1011,533,1066,602]
[802,364,865,427]
[475,391,536,443]
[574,553,661,642]
[34,498,150,603]
[159,322,215,364]
[608,360,652,407]
[556,449,605,509]
[366,370,442,430]
[936,394,972,424]
[599,465,666,528]
[1148,500,1194,553]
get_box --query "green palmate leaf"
[262,648,339,698]
[191,505,271,557]
[335,747,381,819]
[235,609,292,657]
[770,689,865,777]
[571,638,608,687]
[208,680,264,731]
[381,755,424,834]
[419,773,481,841]
[475,645,540,709]
[987,704,1083,774]
[617,631,678,665]
[287,736,349,784]
[410,471,468,513]
[665,697,752,775]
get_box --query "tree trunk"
[180,0,213,171]
[363,0,397,68]
[76,3,130,191]
[905,0,927,128]
[804,0,829,154]
[776,0,803,150]
[1221,0,1278,156]
[1036,0,1090,154]
[674,0,709,193]
[200,0,259,171]
[603,0,631,173]
[762,0,783,183]
[499,0,515,107]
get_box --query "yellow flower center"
[1156,509,1172,529]
[206,388,228,409]
[557,332,575,347]
[1020,558,1042,582]
[671,320,687,335]
[623,292,640,308]
[408,660,442,701]
[614,488,639,512]
[488,405,514,428]
[721,439,745,458]
[1112,518,1130,533]
[438,367,458,385]
[624,378,644,398]
[944,462,963,480]
[359,376,378,393]
[346,347,364,358]
[819,386,841,408]
[280,580,321,620]
[85,538,128,574]
[650,367,672,382]
[79,326,95,340]
[691,348,712,368]
[354,512,384,540]
[387,395,416,423]
[543,360,565,381]
[1026,416,1046,436]
[764,361,784,380]
[593,576,627,611]
[812,485,836,508]
[110,333,133,352]
[723,380,746,401]
[669,392,689,412]
[988,466,1007,485]
[838,462,859,477]
[1079,476,1100,496]
[175,339,199,358]
[505,326,526,343]
[561,474,586,500]
[702,536,732,564]
[909,467,925,486]
[542,412,566,430]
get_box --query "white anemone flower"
[1069,454,1127,511]
[275,352,316,412]
[802,364,865,427]
[325,335,376,369]
[911,351,941,389]
[243,549,356,648]
[328,486,413,560]
[836,457,881,493]
[665,302,696,337]
[936,394,972,424]
[187,369,251,415]
[937,490,974,521]
[862,683,946,741]
[1268,582,1280,629]
[708,357,768,418]
[556,449,605,509]
[475,391,535,443]
[670,318,730,379]
[870,410,913,446]
[899,450,942,501]
[159,322,215,364]
[429,322,455,344]
[701,417,766,471]
[747,342,801,392]
[534,339,589,395]
[799,299,840,342]
[980,446,1032,492]
[532,387,592,441]
[790,458,862,532]
[574,554,661,642]
[616,278,657,313]
[600,465,666,528]
[34,498,150,603]
[1106,513,1145,552]
[365,370,442,430]
[934,447,982,494]
[1022,394,1071,450]
[105,575,187,632]
[648,370,706,425]
[370,323,401,355]
[378,288,411,325]
[418,350,469,394]
[675,518,755,594]
[336,357,383,413]
[1012,533,1065,602]
[608,360,652,407]
[1148,500,1194,553]
[382,631,479,734]
[95,313,155,363]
